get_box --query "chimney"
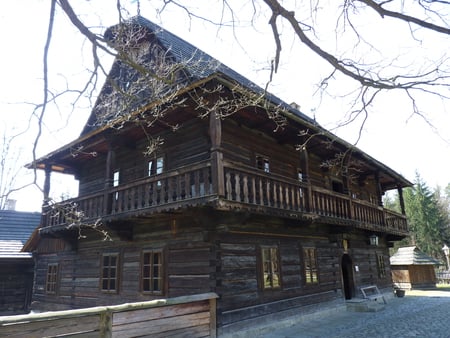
[5,199,16,211]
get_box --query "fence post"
[99,310,112,338]
[209,297,217,338]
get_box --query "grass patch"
[436,283,450,291]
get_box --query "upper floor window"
[113,170,120,187]
[303,247,319,284]
[101,253,119,293]
[261,246,281,289]
[297,170,304,182]
[45,263,59,294]
[142,249,164,294]
[256,155,270,173]
[331,180,344,194]
[376,254,387,279]
[148,156,164,176]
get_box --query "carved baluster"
[279,184,284,209]
[243,175,249,203]
[226,172,232,200]
[266,180,271,207]
[235,174,241,202]
[251,176,256,204]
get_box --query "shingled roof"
[390,246,441,266]
[0,210,40,259]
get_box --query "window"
[45,263,59,294]
[298,170,304,197]
[113,170,120,200]
[331,180,344,194]
[101,253,119,293]
[261,246,281,289]
[256,155,270,173]
[148,157,164,176]
[297,170,304,182]
[142,250,163,294]
[376,254,386,279]
[113,170,120,187]
[303,248,318,284]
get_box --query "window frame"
[148,156,165,176]
[303,247,319,285]
[376,253,387,279]
[256,155,270,173]
[141,249,164,295]
[100,253,120,293]
[45,263,59,294]
[260,245,281,290]
[113,169,120,187]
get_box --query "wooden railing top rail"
[109,159,212,193]
[223,160,309,188]
[0,292,218,325]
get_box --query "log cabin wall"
[0,262,34,315]
[209,213,393,333]
[78,118,211,197]
[32,214,214,312]
[220,118,382,205]
[33,209,393,333]
[221,120,298,179]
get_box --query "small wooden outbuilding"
[390,246,440,290]
[0,210,41,314]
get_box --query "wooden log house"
[24,16,411,335]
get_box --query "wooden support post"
[300,147,312,212]
[104,145,115,215]
[43,166,51,206]
[375,171,383,207]
[209,110,225,197]
[397,185,406,215]
[40,165,52,227]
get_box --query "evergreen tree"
[404,173,447,259]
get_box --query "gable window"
[256,155,270,173]
[45,263,59,294]
[148,156,164,176]
[142,249,163,294]
[261,246,281,289]
[101,253,119,293]
[303,247,319,284]
[376,254,386,279]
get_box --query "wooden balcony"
[41,160,408,237]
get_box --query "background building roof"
[0,210,40,259]
[390,246,441,266]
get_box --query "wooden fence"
[0,293,218,338]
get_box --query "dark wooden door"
[341,254,354,300]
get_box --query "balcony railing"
[42,160,408,236]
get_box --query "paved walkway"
[244,290,450,338]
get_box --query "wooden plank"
[0,315,100,337]
[112,311,210,337]
[112,301,209,325]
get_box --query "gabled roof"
[390,246,441,266]
[81,15,316,135]
[0,210,40,259]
